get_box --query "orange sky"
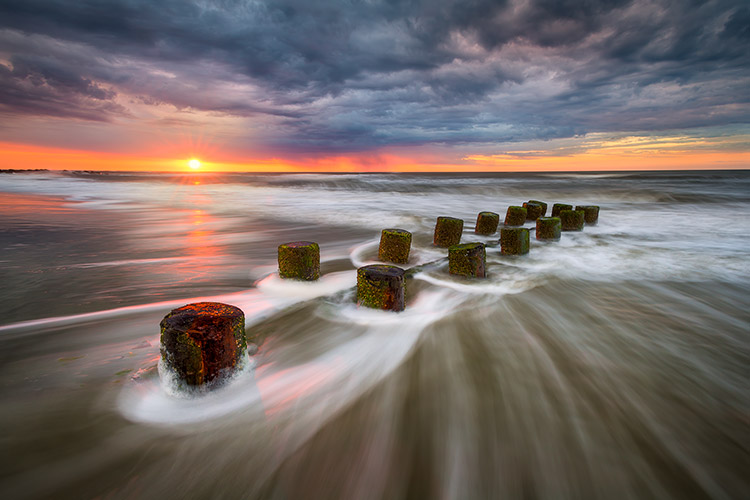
[1,139,748,173]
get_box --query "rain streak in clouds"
[0,0,748,158]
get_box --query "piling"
[523,202,544,221]
[278,241,320,281]
[475,212,500,235]
[575,205,600,225]
[357,265,406,312]
[434,216,463,247]
[560,210,584,231]
[504,206,527,226]
[500,227,530,255]
[448,242,486,278]
[536,217,561,240]
[551,203,573,217]
[378,228,412,264]
[529,200,548,216]
[160,302,247,386]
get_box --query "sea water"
[0,171,748,499]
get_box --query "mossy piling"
[529,200,548,216]
[278,241,320,280]
[560,210,584,231]
[523,202,544,221]
[536,217,561,240]
[575,205,600,225]
[475,212,500,235]
[160,302,247,386]
[434,216,463,247]
[504,206,527,226]
[551,203,573,217]
[448,242,486,278]
[378,228,412,264]
[500,227,530,255]
[357,265,406,312]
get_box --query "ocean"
[1,170,748,499]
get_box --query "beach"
[1,170,749,499]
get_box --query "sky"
[0,0,749,172]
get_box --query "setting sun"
[188,158,201,169]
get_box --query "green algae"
[560,210,584,231]
[448,242,486,278]
[575,205,600,225]
[434,216,463,247]
[357,265,405,311]
[536,217,561,240]
[500,227,530,255]
[378,228,412,264]
[278,241,320,281]
[475,212,500,235]
[529,200,548,216]
[504,206,527,226]
[161,329,205,385]
[551,203,573,217]
[523,202,544,221]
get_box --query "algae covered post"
[278,241,320,280]
[475,212,500,235]
[504,206,527,226]
[551,203,573,217]
[434,216,463,247]
[560,210,584,231]
[378,228,412,264]
[529,200,548,216]
[357,265,406,311]
[523,202,544,221]
[536,217,562,240]
[448,242,486,278]
[160,302,247,386]
[500,227,530,255]
[575,205,600,225]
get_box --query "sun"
[188,158,201,170]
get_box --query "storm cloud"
[0,0,748,153]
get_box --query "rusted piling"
[160,302,247,386]
[448,242,486,278]
[357,265,406,311]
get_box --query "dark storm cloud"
[0,0,748,151]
